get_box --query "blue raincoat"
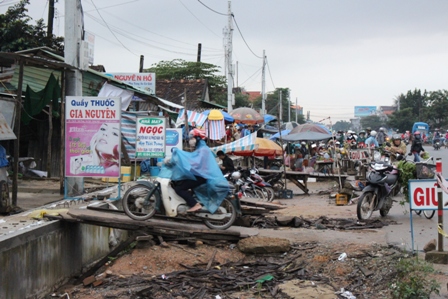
[158,140,229,213]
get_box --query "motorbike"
[122,177,242,230]
[261,172,284,195]
[357,150,401,220]
[433,138,441,150]
[248,168,275,201]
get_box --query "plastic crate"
[335,194,348,206]
[416,163,436,179]
[280,189,293,199]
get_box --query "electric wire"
[265,57,276,89]
[88,0,137,55]
[179,0,221,38]
[232,15,263,59]
[197,0,228,16]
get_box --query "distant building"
[243,91,261,102]
[378,106,396,121]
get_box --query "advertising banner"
[105,72,156,94]
[136,117,166,158]
[65,96,121,177]
[165,129,183,158]
[354,106,376,117]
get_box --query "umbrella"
[229,107,264,125]
[283,131,332,142]
[202,109,234,123]
[269,129,291,140]
[232,137,283,157]
[289,123,331,135]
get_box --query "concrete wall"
[0,221,113,299]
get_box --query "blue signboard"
[354,106,377,117]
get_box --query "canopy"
[264,114,277,123]
[289,123,331,135]
[229,107,264,124]
[280,121,299,131]
[211,132,257,154]
[175,109,208,127]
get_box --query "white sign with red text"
[135,117,166,158]
[409,179,448,210]
[105,72,156,94]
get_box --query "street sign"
[135,117,166,158]
[409,179,448,210]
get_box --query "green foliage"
[145,59,227,103]
[397,160,416,204]
[360,115,384,130]
[333,120,351,132]
[0,0,64,53]
[390,255,440,299]
[252,88,305,122]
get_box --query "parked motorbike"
[357,150,401,220]
[261,172,284,195]
[248,168,275,201]
[122,178,242,230]
[225,168,266,201]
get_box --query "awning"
[210,132,258,154]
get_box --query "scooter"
[122,178,242,230]
[356,150,401,220]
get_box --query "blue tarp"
[158,140,229,213]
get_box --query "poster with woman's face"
[65,97,121,177]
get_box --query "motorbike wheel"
[263,187,275,202]
[203,198,237,230]
[122,183,158,221]
[380,198,392,217]
[357,191,375,220]
[414,210,422,215]
[423,210,435,219]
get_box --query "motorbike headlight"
[374,151,381,161]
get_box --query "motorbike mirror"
[397,154,404,161]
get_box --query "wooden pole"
[60,71,65,194]
[183,88,189,149]
[46,102,53,177]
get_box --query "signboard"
[105,72,156,94]
[354,106,376,117]
[349,149,369,161]
[65,96,121,177]
[165,129,183,158]
[0,112,16,140]
[409,179,448,210]
[135,117,166,158]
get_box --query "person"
[90,122,120,174]
[377,127,386,147]
[357,131,366,148]
[385,134,407,162]
[410,131,425,162]
[169,129,209,212]
[216,150,235,174]
[364,130,379,148]
[365,127,372,138]
[225,126,233,143]
[433,128,441,146]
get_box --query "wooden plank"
[240,198,285,210]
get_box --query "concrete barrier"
[0,220,114,299]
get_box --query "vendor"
[216,150,235,174]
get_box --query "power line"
[265,57,276,89]
[179,0,221,38]
[196,0,228,16]
[88,0,137,55]
[232,15,262,59]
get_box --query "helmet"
[231,171,241,180]
[392,134,401,141]
[359,130,366,135]
[379,127,384,132]
[370,130,377,137]
[347,130,354,134]
[414,131,420,136]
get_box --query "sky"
[2,0,448,124]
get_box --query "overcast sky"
[2,0,448,123]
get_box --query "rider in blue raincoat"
[158,129,229,213]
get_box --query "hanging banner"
[135,117,166,158]
[65,96,121,177]
[165,128,182,158]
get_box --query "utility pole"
[288,91,290,122]
[225,1,234,112]
[65,0,84,196]
[47,0,55,37]
[295,97,298,123]
[261,50,266,115]
[279,90,282,123]
[197,43,202,62]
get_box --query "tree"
[387,89,430,131]
[0,0,64,53]
[251,88,305,123]
[332,120,351,132]
[360,115,384,130]
[145,59,227,104]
